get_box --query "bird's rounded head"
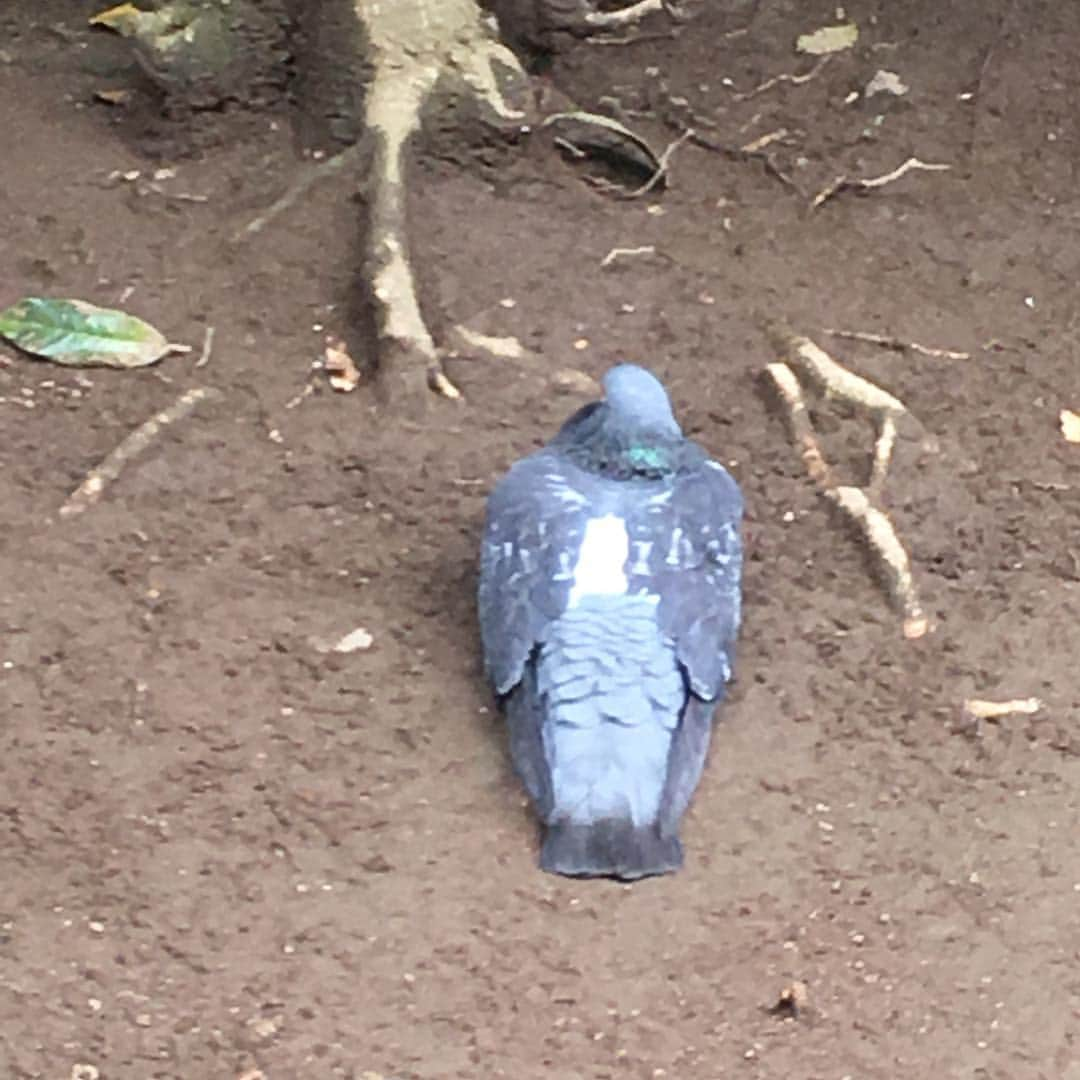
[602,363,680,436]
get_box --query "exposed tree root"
[59,386,223,518]
[765,329,928,639]
[356,0,533,405]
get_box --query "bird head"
[554,363,697,480]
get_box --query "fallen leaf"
[0,297,187,368]
[1060,408,1080,443]
[324,334,360,392]
[541,111,662,182]
[796,22,859,55]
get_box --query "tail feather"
[540,818,682,880]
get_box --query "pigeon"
[478,363,743,879]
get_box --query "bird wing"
[478,450,590,696]
[625,459,744,702]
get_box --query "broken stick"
[59,386,223,518]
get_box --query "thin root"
[620,128,694,199]
[601,245,657,267]
[822,327,971,360]
[812,156,952,209]
[766,332,928,639]
[231,142,365,243]
[734,56,831,102]
[59,386,223,518]
[740,128,790,154]
[686,128,804,197]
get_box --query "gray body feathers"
[478,365,743,879]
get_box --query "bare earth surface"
[2,2,1079,1078]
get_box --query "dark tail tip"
[539,819,683,881]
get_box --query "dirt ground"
[2,1,1079,1077]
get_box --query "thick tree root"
[357,0,531,405]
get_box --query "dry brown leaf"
[324,334,360,392]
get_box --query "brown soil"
[2,2,1079,1078]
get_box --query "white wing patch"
[665,526,684,567]
[568,515,629,606]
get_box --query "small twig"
[600,245,657,267]
[231,142,366,243]
[195,325,215,369]
[734,56,831,101]
[285,383,316,410]
[812,157,952,209]
[687,128,803,197]
[963,697,1041,721]
[822,328,971,360]
[860,157,953,189]
[59,387,223,518]
[740,128,789,154]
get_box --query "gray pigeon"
[478,363,743,879]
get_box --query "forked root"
[765,331,929,639]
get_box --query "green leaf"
[0,297,184,368]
